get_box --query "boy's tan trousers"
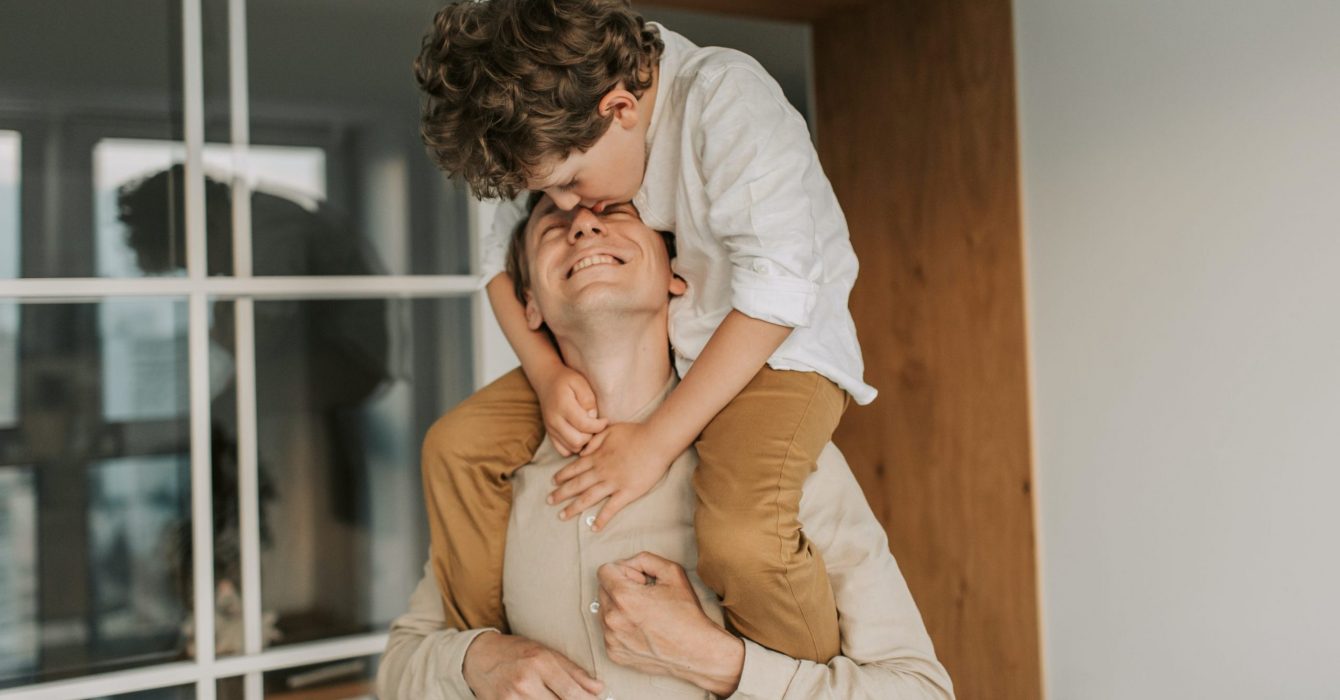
[421,365,848,663]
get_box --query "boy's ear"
[524,292,545,331]
[668,274,687,297]
[598,88,640,129]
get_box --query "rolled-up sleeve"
[477,193,531,288]
[693,64,824,328]
[377,556,500,700]
[728,445,955,699]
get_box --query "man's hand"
[596,553,745,696]
[536,365,608,456]
[547,422,677,530]
[463,631,605,700]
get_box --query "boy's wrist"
[521,354,564,387]
[642,411,696,461]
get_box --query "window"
[0,131,17,429]
[0,1,480,697]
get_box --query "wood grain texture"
[813,1,1043,698]
[639,0,871,23]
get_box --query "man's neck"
[554,314,672,423]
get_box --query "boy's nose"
[550,190,582,211]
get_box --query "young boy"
[414,0,876,663]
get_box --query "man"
[377,196,953,699]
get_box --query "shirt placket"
[577,506,619,700]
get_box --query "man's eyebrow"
[526,198,562,232]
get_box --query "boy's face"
[526,90,648,212]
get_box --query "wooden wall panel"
[641,0,869,23]
[813,1,1042,698]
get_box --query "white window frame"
[0,1,514,697]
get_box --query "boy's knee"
[695,513,784,583]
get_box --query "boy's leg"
[693,367,849,663]
[421,367,543,631]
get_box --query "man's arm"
[378,556,603,700]
[728,444,955,699]
[378,558,499,699]
[596,446,955,699]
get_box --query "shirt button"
[589,601,600,614]
[585,515,596,528]
[752,259,771,274]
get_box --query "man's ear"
[598,88,640,129]
[668,274,687,297]
[524,292,545,331]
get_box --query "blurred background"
[0,1,811,698]
[3,1,1339,699]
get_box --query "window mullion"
[183,1,218,699]
[226,2,265,699]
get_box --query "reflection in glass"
[255,298,472,645]
[0,130,17,279]
[0,466,37,679]
[265,655,378,699]
[94,685,195,700]
[247,0,471,275]
[1,131,19,428]
[0,300,194,688]
[100,143,328,279]
[0,0,182,278]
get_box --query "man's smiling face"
[521,196,683,335]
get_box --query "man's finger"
[596,561,632,590]
[547,469,601,506]
[550,655,603,699]
[592,493,634,532]
[560,482,615,520]
[620,550,682,582]
[552,455,594,485]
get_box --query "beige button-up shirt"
[378,376,953,699]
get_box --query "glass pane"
[102,140,331,278]
[256,298,472,645]
[0,299,194,688]
[247,0,471,276]
[97,686,195,700]
[265,655,377,699]
[0,130,17,280]
[0,1,183,278]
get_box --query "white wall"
[1014,2,1340,698]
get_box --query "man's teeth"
[571,254,618,274]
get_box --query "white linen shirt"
[377,375,953,700]
[482,24,877,404]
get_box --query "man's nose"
[566,208,605,242]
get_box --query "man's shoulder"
[800,443,874,520]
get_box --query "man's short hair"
[413,0,663,199]
[503,194,676,306]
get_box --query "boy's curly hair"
[414,0,663,199]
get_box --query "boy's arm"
[487,274,607,455]
[549,310,790,528]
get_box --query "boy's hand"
[547,422,677,530]
[536,365,608,456]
